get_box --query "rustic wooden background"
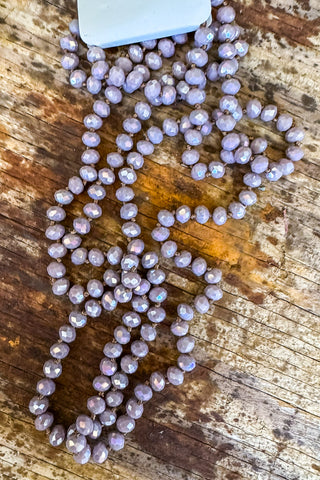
[1,0,320,478]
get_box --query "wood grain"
[0,0,320,478]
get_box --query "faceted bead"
[91,60,109,80]
[124,70,144,93]
[260,105,278,122]
[86,76,102,95]
[89,419,103,440]
[61,52,79,70]
[217,5,236,23]
[83,202,102,220]
[93,375,111,393]
[147,306,166,323]
[205,285,223,301]
[29,396,49,415]
[47,262,66,279]
[251,138,267,156]
[277,114,293,132]
[70,69,87,88]
[119,167,137,184]
[201,121,212,136]
[186,48,208,67]
[246,99,262,119]
[265,163,282,182]
[87,396,106,415]
[131,340,148,358]
[134,280,151,296]
[117,415,135,434]
[116,133,133,151]
[68,176,84,195]
[147,126,164,145]
[49,425,65,447]
[195,27,214,45]
[279,158,294,175]
[186,88,206,106]
[52,278,69,296]
[286,146,304,161]
[67,285,84,305]
[157,210,175,228]
[122,272,141,290]
[174,250,192,268]
[92,442,109,464]
[128,44,144,63]
[59,324,76,343]
[205,268,222,284]
[161,240,177,258]
[88,248,105,266]
[239,190,257,206]
[100,357,117,376]
[141,323,156,341]
[126,398,144,419]
[47,206,66,222]
[213,206,227,225]
[100,409,117,426]
[218,42,237,59]
[234,40,249,57]
[185,68,206,86]
[106,390,123,408]
[114,285,132,303]
[189,109,209,126]
[184,128,202,146]
[76,415,94,435]
[182,149,200,165]
[54,189,73,205]
[134,64,150,82]
[158,38,175,57]
[66,433,87,454]
[69,311,87,329]
[50,342,69,359]
[177,303,194,321]
[122,311,141,328]
[194,294,210,313]
[177,336,195,353]
[172,32,188,44]
[107,152,124,169]
[149,287,167,303]
[135,102,152,120]
[62,233,81,249]
[171,320,189,336]
[116,56,133,72]
[87,279,104,298]
[85,299,102,318]
[122,222,141,238]
[206,62,219,81]
[172,61,187,80]
[167,366,184,385]
[82,131,100,147]
[176,81,190,100]
[218,24,236,42]
[121,254,139,271]
[221,78,241,95]
[192,257,207,277]
[36,378,55,396]
[178,354,196,372]
[98,168,115,185]
[162,85,176,105]
[74,445,91,465]
[127,152,144,170]
[93,101,110,118]
[142,251,159,269]
[149,372,166,392]
[134,384,153,402]
[145,52,162,70]
[243,173,262,188]
[35,412,54,431]
[209,161,225,179]
[221,133,240,151]
[87,46,105,62]
[108,66,125,87]
[251,155,269,174]
[234,147,252,164]
[108,432,125,451]
[229,202,246,220]
[123,117,142,134]
[176,205,191,223]
[285,127,305,143]
[71,247,87,265]
[104,342,122,359]
[43,358,62,379]
[216,114,236,132]
[218,59,239,77]
[195,205,210,224]
[121,355,138,374]
[105,86,122,104]
[112,372,129,389]
[151,226,169,242]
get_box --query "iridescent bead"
[71,247,87,265]
[162,85,176,105]
[114,284,132,303]
[35,412,54,431]
[87,396,106,415]
[174,250,192,268]
[54,189,73,205]
[52,278,70,296]
[105,86,122,104]
[74,445,91,465]
[149,287,167,303]
[167,367,184,385]
[134,64,150,81]
[205,285,223,301]
[124,70,144,93]
[100,410,117,426]
[43,359,62,379]
[186,88,206,106]
[87,46,105,62]
[178,354,196,372]
[205,268,222,284]
[201,121,212,136]
[48,243,67,259]
[158,38,175,57]
[243,173,262,188]
[212,206,227,226]
[61,52,79,70]
[194,294,210,313]
[132,295,149,313]
[216,114,236,132]
[123,311,141,327]
[172,32,188,44]
[276,114,293,132]
[195,27,214,45]
[88,248,104,266]
[134,279,150,296]
[246,99,262,119]
[116,186,135,202]
[116,56,133,73]
[106,391,123,408]
[121,355,138,374]
[126,398,144,419]
[189,109,209,126]
[86,76,101,95]
[206,62,219,82]
[85,299,102,317]
[49,425,65,447]
[131,340,149,358]
[172,61,187,79]
[137,140,154,156]
[101,291,117,311]
[127,152,144,169]
[47,262,66,279]
[108,432,125,451]
[176,80,190,100]
[76,415,94,435]
[251,155,269,174]
[126,240,143,257]
[141,39,157,49]
[185,128,202,146]
[185,68,206,86]
[265,163,282,182]
[66,434,87,454]
[279,158,294,175]
[209,161,225,179]
[93,100,110,118]
[176,205,191,223]
[161,240,177,258]
[177,303,194,321]
[218,59,239,77]
[171,320,189,336]
[234,146,252,164]
[186,48,208,67]
[145,52,162,70]
[285,127,305,143]
[151,226,169,242]
[93,375,111,392]
[89,420,103,440]
[100,357,117,376]
[146,306,165,324]
[46,206,66,222]
[286,146,304,161]
[50,342,70,360]
[91,60,109,80]
[195,205,210,224]
[104,342,123,359]
[80,166,97,182]
[147,126,164,145]
[218,24,236,42]
[234,40,249,57]
[73,217,90,235]
[228,202,246,220]
[182,149,200,166]
[144,79,161,100]
[92,442,109,464]
[135,384,153,402]
[122,272,141,290]
[140,323,156,342]
[128,44,143,63]
[108,66,125,87]
[84,113,103,130]
[239,190,257,206]
[29,396,49,415]
[221,78,241,95]
[87,279,103,298]
[36,378,55,396]
[150,372,166,392]
[191,257,207,277]
[261,104,278,122]
[45,224,65,241]
[122,222,141,238]
[221,133,240,151]
[112,372,129,390]
[177,336,195,353]
[218,42,237,59]
[123,117,141,134]
[135,102,152,120]
[70,69,86,88]
[69,19,79,35]
[82,131,100,148]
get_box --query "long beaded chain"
[29,0,305,465]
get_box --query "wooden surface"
[1,0,320,479]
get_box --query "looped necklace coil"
[29,1,305,465]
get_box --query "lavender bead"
[147,126,163,145]
[70,69,86,88]
[74,445,91,465]
[217,5,236,23]
[279,158,294,175]
[124,70,144,93]
[145,52,162,70]
[43,359,62,379]
[107,246,123,265]
[127,152,144,170]
[189,109,209,126]
[151,226,170,242]
[171,320,189,336]
[201,121,212,136]
[251,137,268,154]
[182,149,199,165]
[233,104,243,122]
[52,278,70,296]
[216,114,236,132]
[35,412,54,431]
[239,190,257,206]
[59,324,76,343]
[89,420,103,440]
[88,248,105,266]
[93,375,111,393]
[195,27,214,45]
[48,243,67,259]
[229,202,246,220]
[147,306,166,323]
[213,207,227,226]
[134,384,153,402]
[29,396,49,415]
[285,127,305,143]
[131,340,149,358]
[147,268,165,285]
[45,224,65,241]
[69,311,87,328]
[251,155,269,174]
[81,150,100,167]
[161,240,177,258]
[176,80,190,99]
[205,285,223,301]
[158,38,175,57]
[69,18,79,35]
[277,114,293,132]
[178,354,196,372]
[187,48,208,67]
[86,76,101,95]
[209,161,225,178]
[108,432,125,451]
[177,303,194,321]
[180,116,191,132]
[234,40,249,57]
[49,425,65,447]
[205,268,222,284]
[265,163,282,182]
[176,205,191,223]
[82,131,100,147]
[206,62,219,82]
[220,95,238,114]
[221,79,241,95]
[105,86,122,104]
[107,66,125,87]
[128,44,143,63]
[234,146,252,164]
[116,56,133,73]
[141,323,156,342]
[195,205,210,224]
[163,118,179,137]
[54,189,73,205]
[61,52,79,70]
[76,415,93,436]
[87,279,104,298]
[116,134,133,152]
[261,104,277,122]
[93,100,110,118]
[192,257,207,277]
[185,129,202,146]
[87,46,105,63]
[218,24,236,42]
[149,286,167,303]
[246,99,262,119]
[175,250,192,268]
[123,118,141,135]
[60,34,78,51]
[37,378,55,396]
[218,59,239,77]
[177,336,195,353]
[222,133,240,151]
[134,63,150,81]
[92,442,109,464]
[71,248,87,266]
[47,262,66,279]
[87,396,106,415]
[84,113,103,130]
[194,294,210,313]
[144,79,161,100]
[46,206,65,222]
[91,60,109,80]
[142,251,158,269]
[172,32,188,43]
[137,140,154,156]
[185,68,206,86]
[286,146,304,161]
[167,366,184,385]
[85,299,102,317]
[135,101,152,120]
[100,357,117,376]
[186,88,206,106]
[106,391,124,408]
[220,150,234,164]
[243,173,262,188]
[126,399,143,419]
[98,168,115,185]
[162,85,176,105]
[218,42,236,60]
[172,61,187,80]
